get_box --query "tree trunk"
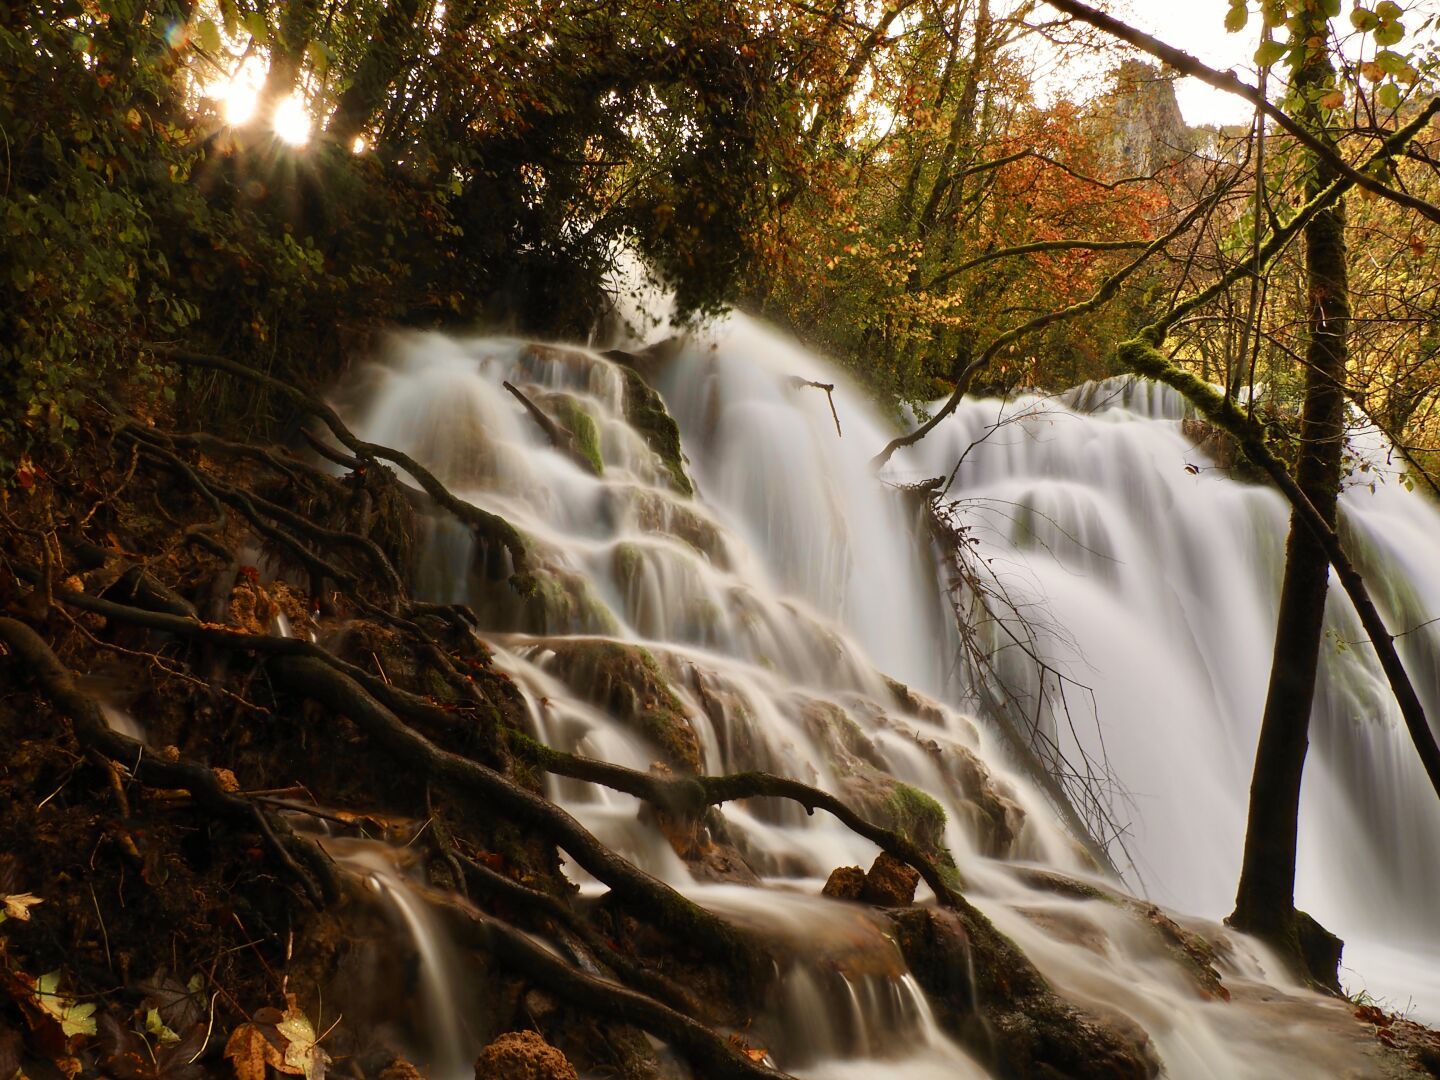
[328,0,427,149]
[255,0,322,127]
[1229,23,1349,990]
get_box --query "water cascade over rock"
[326,314,1437,1077]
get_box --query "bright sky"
[1048,0,1440,127]
[1114,0,1257,126]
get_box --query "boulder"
[821,865,866,900]
[474,1031,578,1080]
[860,852,920,907]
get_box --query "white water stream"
[325,313,1440,1076]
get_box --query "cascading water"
[329,313,1437,1077]
[893,374,1440,1020]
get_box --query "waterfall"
[893,373,1440,1017]
[330,314,1439,1076]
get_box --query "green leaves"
[195,18,221,54]
[34,971,98,1038]
[1374,19,1404,45]
[1351,7,1379,32]
[1255,39,1288,69]
[241,11,268,45]
[1225,0,1249,33]
[1341,5,1414,111]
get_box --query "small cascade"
[328,317,1440,1075]
[321,837,477,1080]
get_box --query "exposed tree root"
[153,345,531,577]
[0,363,1170,1080]
[414,881,791,1080]
[265,654,765,979]
[0,617,337,908]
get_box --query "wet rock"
[882,675,950,728]
[539,639,702,773]
[886,907,974,1004]
[1137,904,1228,1000]
[378,1058,425,1080]
[821,865,866,900]
[861,852,920,907]
[648,804,761,884]
[474,1030,579,1080]
[514,568,621,637]
[617,365,693,496]
[888,906,1160,1078]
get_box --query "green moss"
[623,487,727,565]
[551,395,604,475]
[544,639,702,773]
[612,541,645,587]
[521,569,621,636]
[884,782,948,851]
[620,367,693,496]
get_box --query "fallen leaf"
[225,1023,284,1080]
[0,892,42,922]
[276,999,330,1080]
[146,1007,181,1045]
[33,972,97,1038]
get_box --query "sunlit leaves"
[1255,39,1288,69]
[195,18,221,54]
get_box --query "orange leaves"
[726,1033,770,1064]
[225,1023,281,1080]
[224,996,332,1080]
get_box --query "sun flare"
[272,94,311,146]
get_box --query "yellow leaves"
[727,1034,770,1064]
[146,1006,182,1045]
[0,893,42,923]
[33,972,97,1038]
[225,1022,282,1080]
[276,1001,330,1080]
[224,996,331,1080]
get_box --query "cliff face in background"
[1089,61,1203,174]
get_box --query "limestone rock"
[821,865,866,900]
[860,852,920,907]
[474,1030,578,1080]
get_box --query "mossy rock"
[612,541,645,588]
[618,367,693,497]
[549,395,604,475]
[886,907,1160,1079]
[541,639,702,773]
[881,782,949,853]
[517,569,620,636]
[617,486,727,566]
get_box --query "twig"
[787,377,843,437]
